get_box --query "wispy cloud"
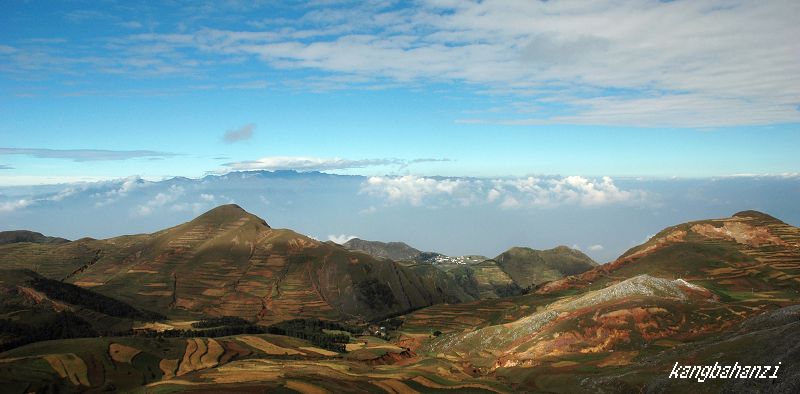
[0,147,176,162]
[2,2,797,126]
[92,176,146,207]
[134,184,184,216]
[221,156,449,172]
[223,123,256,143]
[0,199,33,213]
[0,164,13,170]
[328,234,358,244]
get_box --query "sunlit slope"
[538,210,800,298]
[1,205,473,323]
[423,275,737,367]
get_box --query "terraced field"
[401,299,518,335]
[3,209,799,392]
[538,211,800,300]
[0,205,473,323]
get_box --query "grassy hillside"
[0,205,474,324]
[0,230,69,245]
[1,209,798,392]
[342,238,424,261]
[0,269,159,352]
[492,245,597,289]
[538,210,800,298]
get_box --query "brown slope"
[0,269,154,351]
[0,230,69,245]
[491,245,597,289]
[1,205,472,323]
[537,210,800,298]
[342,238,423,261]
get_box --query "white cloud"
[6,2,796,126]
[328,234,357,244]
[0,199,33,213]
[197,1,800,127]
[93,176,146,207]
[361,175,469,206]
[361,175,646,208]
[359,205,377,215]
[492,176,646,208]
[170,201,210,215]
[499,195,520,209]
[487,188,501,203]
[134,185,185,216]
[588,244,604,251]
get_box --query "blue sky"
[1,1,799,261]
[1,0,799,184]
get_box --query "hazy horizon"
[2,170,798,263]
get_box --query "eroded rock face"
[624,230,687,260]
[691,221,786,247]
[428,275,726,370]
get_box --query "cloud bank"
[360,175,646,209]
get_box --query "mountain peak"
[192,204,270,228]
[732,210,784,223]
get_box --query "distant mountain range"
[0,207,798,392]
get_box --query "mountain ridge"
[0,230,70,245]
[0,205,475,323]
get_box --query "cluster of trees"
[191,316,250,328]
[137,318,357,353]
[29,277,164,320]
[357,279,398,309]
[267,319,359,352]
[0,312,98,352]
[136,324,269,339]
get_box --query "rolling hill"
[0,269,159,352]
[0,205,474,323]
[0,230,70,245]
[344,238,598,298]
[405,210,800,391]
[342,238,425,261]
[491,245,598,289]
[1,209,799,392]
[537,210,800,297]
